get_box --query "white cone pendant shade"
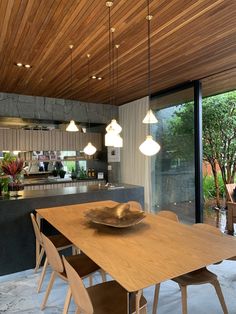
[105,130,116,146]
[66,120,79,132]
[139,135,160,156]
[84,142,97,155]
[105,119,122,134]
[113,134,123,148]
[143,109,158,124]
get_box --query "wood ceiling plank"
[0,0,235,105]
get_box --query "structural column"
[194,80,204,223]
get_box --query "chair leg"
[89,275,93,286]
[35,247,44,272]
[212,280,228,314]
[41,271,56,310]
[179,284,187,314]
[72,246,77,255]
[63,286,72,314]
[135,290,142,314]
[140,306,147,314]
[100,269,107,282]
[152,284,160,314]
[37,257,48,293]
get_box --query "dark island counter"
[0,184,144,275]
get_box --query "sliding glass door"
[150,86,196,224]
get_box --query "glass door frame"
[151,80,203,223]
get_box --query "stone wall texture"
[0,92,118,124]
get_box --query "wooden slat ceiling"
[0,0,235,106]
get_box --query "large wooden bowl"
[85,203,146,228]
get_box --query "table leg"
[127,292,133,314]
[127,290,142,314]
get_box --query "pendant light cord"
[69,45,73,98]
[87,54,91,131]
[147,0,152,108]
[147,0,152,133]
[115,44,119,106]
[108,3,112,106]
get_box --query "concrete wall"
[0,92,118,124]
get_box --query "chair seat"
[48,233,72,249]
[63,253,100,278]
[87,280,147,314]
[227,256,236,261]
[173,267,217,286]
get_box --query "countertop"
[23,176,103,186]
[0,183,137,201]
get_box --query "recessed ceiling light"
[91,75,96,79]
[24,64,31,68]
[16,63,23,67]
[97,77,103,80]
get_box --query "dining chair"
[152,219,228,314]
[41,233,102,314]
[30,213,74,292]
[156,210,179,222]
[62,255,147,314]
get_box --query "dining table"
[36,200,236,314]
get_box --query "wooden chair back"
[157,210,179,222]
[30,213,43,246]
[41,233,64,274]
[226,184,236,202]
[62,256,94,314]
[193,223,223,236]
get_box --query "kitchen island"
[0,184,144,275]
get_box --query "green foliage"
[165,90,236,180]
[203,175,225,199]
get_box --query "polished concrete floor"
[1,260,236,313]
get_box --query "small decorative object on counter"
[71,168,77,180]
[79,167,87,179]
[87,168,91,178]
[91,168,95,178]
[52,169,58,177]
[59,169,66,178]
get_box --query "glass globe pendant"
[105,130,116,146]
[139,135,160,156]
[84,142,97,156]
[113,134,123,148]
[105,119,122,134]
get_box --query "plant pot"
[8,181,24,198]
[59,171,66,178]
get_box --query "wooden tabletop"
[37,200,236,292]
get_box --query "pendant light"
[139,0,160,156]
[83,54,97,156]
[66,45,79,132]
[105,1,122,147]
[113,44,123,147]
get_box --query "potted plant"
[59,169,66,178]
[52,169,58,177]
[1,157,25,197]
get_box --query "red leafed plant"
[1,159,24,179]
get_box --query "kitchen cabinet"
[0,129,102,151]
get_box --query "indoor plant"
[1,157,25,197]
